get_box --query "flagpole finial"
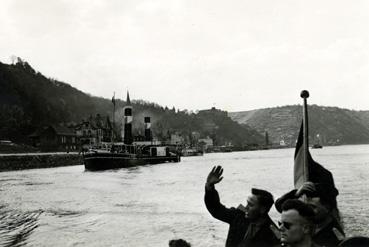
[300,90,309,99]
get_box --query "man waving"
[204,166,279,247]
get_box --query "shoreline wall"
[0,153,83,172]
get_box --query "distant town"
[1,58,369,155]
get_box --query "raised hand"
[295,181,316,197]
[206,166,224,187]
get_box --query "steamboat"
[83,92,180,171]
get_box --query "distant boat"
[220,145,233,152]
[211,145,233,153]
[311,144,323,149]
[311,133,323,149]
[181,147,203,157]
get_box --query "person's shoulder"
[316,224,344,243]
[255,217,281,242]
[339,236,369,247]
[312,243,323,247]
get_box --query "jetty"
[0,152,82,172]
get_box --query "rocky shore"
[0,153,83,172]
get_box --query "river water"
[0,145,368,246]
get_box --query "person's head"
[299,183,338,223]
[169,239,191,247]
[280,199,315,246]
[302,196,329,224]
[245,188,274,220]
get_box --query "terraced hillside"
[229,105,369,146]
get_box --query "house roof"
[75,115,112,131]
[52,125,76,136]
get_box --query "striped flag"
[294,122,337,193]
[294,121,344,234]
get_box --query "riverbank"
[0,152,83,172]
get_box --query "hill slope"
[229,105,369,146]
[0,59,263,146]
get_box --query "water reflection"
[0,206,42,247]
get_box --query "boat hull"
[83,152,180,171]
[312,144,323,149]
[181,152,203,157]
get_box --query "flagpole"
[300,90,309,183]
[112,92,115,144]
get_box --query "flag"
[112,94,116,106]
[294,121,343,233]
[126,91,131,105]
[294,122,338,196]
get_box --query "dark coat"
[314,221,344,247]
[205,186,280,247]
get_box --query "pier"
[0,152,82,172]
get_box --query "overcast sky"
[1,0,368,112]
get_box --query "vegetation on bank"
[229,105,369,146]
[0,58,263,149]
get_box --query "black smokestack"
[123,92,133,145]
[144,117,152,141]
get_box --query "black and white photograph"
[1,1,369,246]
